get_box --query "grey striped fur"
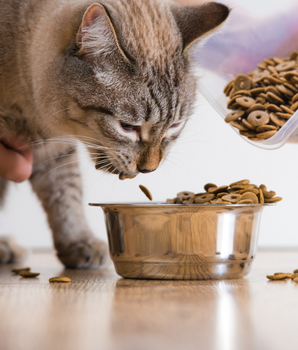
[0,0,229,267]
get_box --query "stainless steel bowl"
[90,203,273,280]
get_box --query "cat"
[0,0,229,268]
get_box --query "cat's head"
[57,0,229,179]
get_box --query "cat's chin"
[94,152,137,180]
[118,173,137,180]
[104,166,137,180]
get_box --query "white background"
[0,0,298,250]
[1,94,297,249]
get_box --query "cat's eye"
[170,123,181,128]
[120,122,135,131]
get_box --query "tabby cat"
[0,0,229,267]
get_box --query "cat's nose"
[137,166,157,174]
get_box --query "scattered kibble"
[49,277,71,283]
[266,269,298,284]
[18,271,40,278]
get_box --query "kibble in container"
[197,0,298,149]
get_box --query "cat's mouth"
[95,152,137,180]
[118,173,137,180]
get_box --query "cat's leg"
[0,236,27,263]
[0,176,8,208]
[0,178,28,263]
[30,145,109,268]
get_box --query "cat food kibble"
[49,277,71,283]
[224,50,298,141]
[139,185,153,201]
[11,267,31,274]
[166,180,282,205]
[18,271,40,278]
[266,269,298,284]
[266,273,293,280]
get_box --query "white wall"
[1,95,298,249]
[1,0,298,250]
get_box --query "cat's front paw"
[56,238,110,269]
[0,236,27,263]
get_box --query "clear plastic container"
[196,0,298,150]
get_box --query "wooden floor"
[0,250,298,350]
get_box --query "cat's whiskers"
[48,153,112,197]
[167,154,204,178]
[34,146,79,167]
[94,150,118,163]
[35,155,100,184]
[168,150,203,162]
[84,155,123,198]
[95,152,122,171]
[82,171,105,198]
[25,135,109,151]
[51,170,82,197]
[109,166,120,192]
[28,136,119,170]
[44,155,100,197]
[72,164,104,194]
[165,157,188,177]
[56,158,105,198]
[94,162,113,172]
[94,160,113,168]
[73,161,115,194]
[103,165,114,176]
[110,165,120,176]
[159,160,175,188]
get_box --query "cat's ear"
[171,2,230,53]
[76,3,129,63]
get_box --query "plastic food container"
[90,202,273,280]
[197,0,298,149]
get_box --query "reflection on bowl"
[90,203,273,280]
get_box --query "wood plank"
[0,250,297,350]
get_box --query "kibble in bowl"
[90,180,280,280]
[166,180,282,205]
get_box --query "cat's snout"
[137,166,157,174]
[137,144,161,174]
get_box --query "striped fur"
[0,0,229,267]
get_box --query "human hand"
[0,135,33,183]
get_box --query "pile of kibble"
[166,180,282,205]
[224,50,298,141]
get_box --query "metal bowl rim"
[89,202,275,208]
